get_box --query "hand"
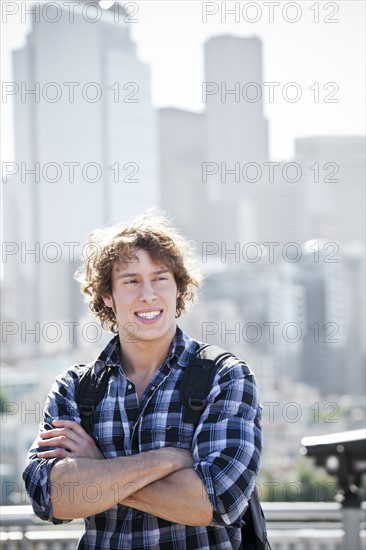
[36,419,104,460]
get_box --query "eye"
[124,279,138,285]
[154,276,168,282]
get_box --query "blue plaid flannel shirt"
[23,326,262,549]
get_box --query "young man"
[23,214,262,549]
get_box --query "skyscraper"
[203,35,268,243]
[4,1,158,355]
[299,246,348,395]
[256,136,365,247]
[295,136,365,246]
[159,107,205,242]
[12,1,158,244]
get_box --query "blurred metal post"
[343,508,362,550]
[341,483,363,550]
[301,429,366,550]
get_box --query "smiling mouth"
[135,310,162,320]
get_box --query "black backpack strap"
[180,345,271,550]
[179,344,233,424]
[241,486,270,550]
[74,362,113,434]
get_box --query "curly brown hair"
[75,212,202,333]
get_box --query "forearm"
[122,468,213,526]
[50,450,184,520]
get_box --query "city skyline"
[1,0,365,163]
[2,5,365,344]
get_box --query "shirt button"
[166,424,171,430]
[150,386,155,391]
[127,384,132,390]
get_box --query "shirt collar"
[170,326,200,367]
[96,333,121,368]
[95,326,200,370]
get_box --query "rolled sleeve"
[193,359,262,527]
[22,366,84,523]
[22,454,66,524]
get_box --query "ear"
[102,294,114,309]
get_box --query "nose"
[139,279,157,302]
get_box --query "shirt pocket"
[141,410,196,450]
[156,416,196,449]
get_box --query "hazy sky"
[1,0,365,161]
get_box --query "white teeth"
[136,311,161,319]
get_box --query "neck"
[119,327,176,377]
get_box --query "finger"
[39,421,92,449]
[37,435,81,452]
[38,431,79,450]
[37,448,72,459]
[37,430,101,455]
[39,426,85,447]
[37,439,103,460]
[39,420,85,437]
[39,428,63,439]
[52,419,90,438]
[37,436,65,448]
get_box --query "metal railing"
[1,503,365,550]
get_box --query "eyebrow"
[116,269,170,280]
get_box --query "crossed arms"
[36,419,213,525]
[24,365,261,528]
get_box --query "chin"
[140,325,175,341]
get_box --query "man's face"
[103,249,178,344]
